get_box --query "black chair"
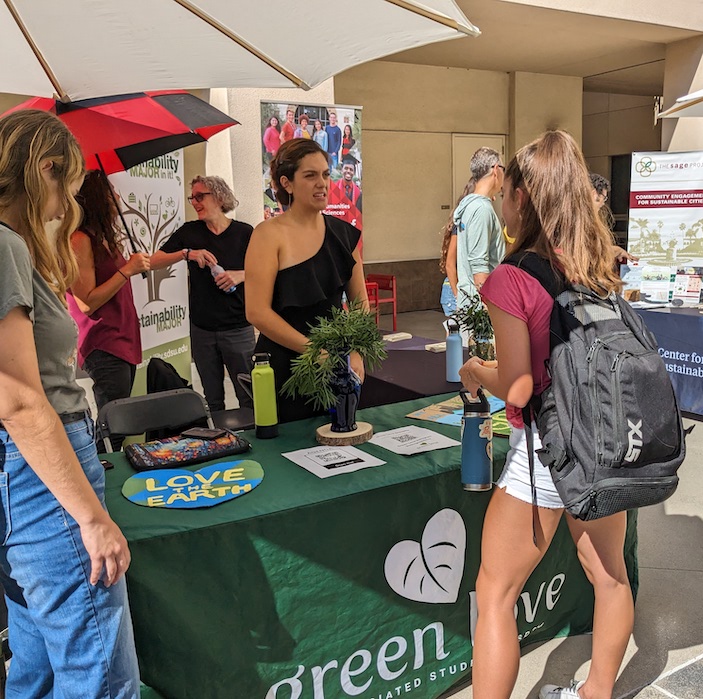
[211,407,255,432]
[96,388,213,452]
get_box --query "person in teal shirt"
[454,147,505,307]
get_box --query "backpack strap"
[503,251,567,299]
[522,405,539,546]
[503,251,566,544]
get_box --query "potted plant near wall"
[283,301,387,444]
[453,295,495,361]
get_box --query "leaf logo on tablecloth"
[384,509,466,603]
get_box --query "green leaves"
[282,300,388,410]
[453,295,494,341]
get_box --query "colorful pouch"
[124,432,251,471]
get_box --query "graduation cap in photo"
[342,154,359,167]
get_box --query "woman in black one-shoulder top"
[245,138,369,423]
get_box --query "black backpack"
[504,252,686,521]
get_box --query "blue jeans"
[440,277,458,316]
[0,417,139,698]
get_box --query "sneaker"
[539,679,585,699]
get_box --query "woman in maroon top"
[67,170,150,447]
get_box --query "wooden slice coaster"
[316,421,373,446]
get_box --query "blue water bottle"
[446,318,463,383]
[460,388,493,491]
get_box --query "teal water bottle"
[460,388,493,491]
[251,353,278,439]
[446,318,463,383]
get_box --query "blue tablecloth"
[635,306,703,417]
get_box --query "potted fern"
[453,295,495,361]
[282,301,387,434]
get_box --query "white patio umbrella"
[659,88,703,119]
[0,0,479,102]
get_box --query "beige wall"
[334,61,509,264]
[662,36,703,152]
[582,92,661,172]
[509,72,583,156]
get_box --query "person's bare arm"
[459,301,533,406]
[0,307,130,586]
[446,235,458,297]
[345,243,370,381]
[150,248,217,271]
[69,232,150,315]
[245,223,310,354]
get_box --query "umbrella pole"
[95,155,147,279]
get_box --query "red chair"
[366,274,397,331]
[365,281,380,326]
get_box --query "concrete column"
[662,36,703,152]
[509,71,583,156]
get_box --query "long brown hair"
[0,110,84,300]
[505,130,621,294]
[75,170,122,262]
[439,180,475,273]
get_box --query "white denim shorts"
[496,423,565,509]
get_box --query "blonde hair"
[0,110,84,301]
[505,130,621,294]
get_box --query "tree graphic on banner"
[119,191,181,303]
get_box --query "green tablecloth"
[105,395,638,699]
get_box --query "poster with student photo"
[260,101,363,230]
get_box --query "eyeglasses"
[187,192,212,204]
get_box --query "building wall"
[334,61,583,311]
[582,92,662,174]
[510,72,583,157]
[662,36,703,152]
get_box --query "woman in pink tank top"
[67,171,150,448]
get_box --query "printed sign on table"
[122,460,264,508]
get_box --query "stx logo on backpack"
[624,420,643,463]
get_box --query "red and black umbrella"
[6,90,238,175]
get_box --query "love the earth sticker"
[122,460,264,508]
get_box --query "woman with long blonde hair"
[460,130,631,699]
[0,110,139,697]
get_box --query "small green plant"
[282,300,388,410]
[453,296,495,361]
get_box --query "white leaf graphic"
[384,509,466,603]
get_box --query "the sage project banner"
[260,101,363,230]
[109,151,191,393]
[627,151,703,300]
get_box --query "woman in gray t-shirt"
[0,111,138,697]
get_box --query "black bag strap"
[504,251,566,544]
[503,251,567,299]
[522,405,539,546]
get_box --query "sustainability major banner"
[109,151,192,393]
